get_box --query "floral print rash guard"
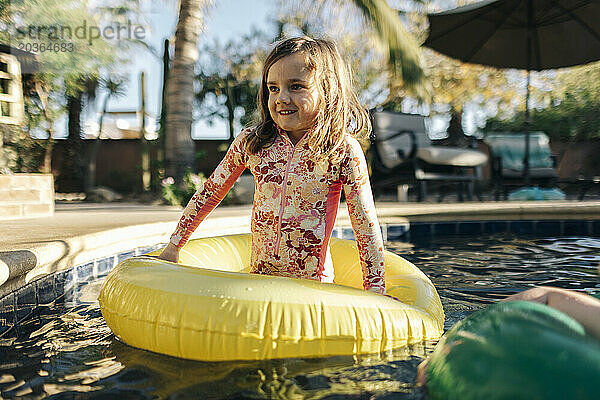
[170,127,386,294]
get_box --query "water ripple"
[1,233,598,398]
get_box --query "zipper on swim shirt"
[274,142,296,256]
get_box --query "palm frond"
[350,0,430,99]
[99,75,128,98]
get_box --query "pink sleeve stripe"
[318,180,342,274]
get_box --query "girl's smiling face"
[267,53,321,141]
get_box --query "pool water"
[1,233,599,399]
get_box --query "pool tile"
[96,256,115,277]
[0,293,15,333]
[76,262,94,283]
[410,224,432,240]
[593,220,600,236]
[563,220,588,236]
[458,222,482,235]
[341,227,355,240]
[60,286,77,306]
[15,284,36,323]
[434,223,457,236]
[387,225,408,241]
[510,221,535,235]
[4,242,166,331]
[153,243,167,252]
[117,250,135,263]
[136,245,160,256]
[36,274,56,305]
[484,221,509,233]
[55,268,75,294]
[536,221,562,236]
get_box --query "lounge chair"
[370,110,488,202]
[484,132,558,200]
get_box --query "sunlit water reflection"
[1,233,599,399]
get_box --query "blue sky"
[79,0,274,140]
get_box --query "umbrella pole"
[524,69,531,186]
[522,0,535,187]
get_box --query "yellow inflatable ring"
[99,234,444,361]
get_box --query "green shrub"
[161,169,234,207]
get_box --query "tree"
[60,1,151,192]
[366,4,517,142]
[164,0,209,182]
[164,0,428,182]
[1,0,137,183]
[195,31,266,142]
[421,49,515,143]
[483,62,600,142]
[347,0,428,99]
[275,0,428,102]
[272,11,391,109]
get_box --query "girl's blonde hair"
[245,36,371,161]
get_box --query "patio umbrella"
[423,0,600,185]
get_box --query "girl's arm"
[504,286,600,340]
[158,130,249,261]
[341,137,386,295]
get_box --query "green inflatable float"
[426,301,600,400]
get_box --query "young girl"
[158,36,386,294]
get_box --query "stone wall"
[0,174,54,220]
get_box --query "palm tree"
[164,0,208,182]
[164,0,426,182]
[349,0,427,98]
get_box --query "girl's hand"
[157,243,180,263]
